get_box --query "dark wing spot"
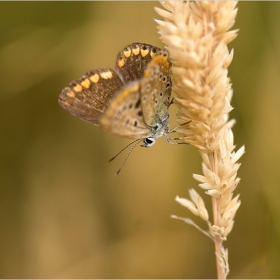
[135,98,141,108]
[132,43,139,49]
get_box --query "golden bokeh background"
[1,1,280,278]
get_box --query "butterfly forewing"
[59,68,124,124]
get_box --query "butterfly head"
[142,137,156,148]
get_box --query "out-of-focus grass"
[0,2,280,278]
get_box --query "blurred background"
[1,1,280,278]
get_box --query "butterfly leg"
[164,133,188,145]
[168,120,192,134]
[168,97,174,107]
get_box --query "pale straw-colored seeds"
[155,1,245,278]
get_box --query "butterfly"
[59,42,174,174]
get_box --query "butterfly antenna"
[115,139,142,176]
[108,139,142,162]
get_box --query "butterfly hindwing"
[140,50,172,127]
[100,81,151,139]
[115,42,161,84]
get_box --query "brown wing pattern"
[115,42,161,84]
[59,43,172,141]
[100,81,151,139]
[59,68,123,124]
[140,50,172,126]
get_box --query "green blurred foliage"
[0,1,280,278]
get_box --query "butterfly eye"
[143,137,155,147]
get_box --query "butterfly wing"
[140,50,172,126]
[58,43,171,139]
[99,81,151,139]
[115,42,161,84]
[99,48,172,139]
[59,68,124,125]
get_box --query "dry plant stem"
[210,151,223,279]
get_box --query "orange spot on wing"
[90,74,100,83]
[100,71,113,79]
[123,49,131,58]
[132,47,140,55]
[73,84,82,92]
[81,78,91,88]
[118,58,125,68]
[141,49,149,57]
[66,91,76,98]
[62,101,71,107]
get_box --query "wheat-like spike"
[155,1,245,278]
